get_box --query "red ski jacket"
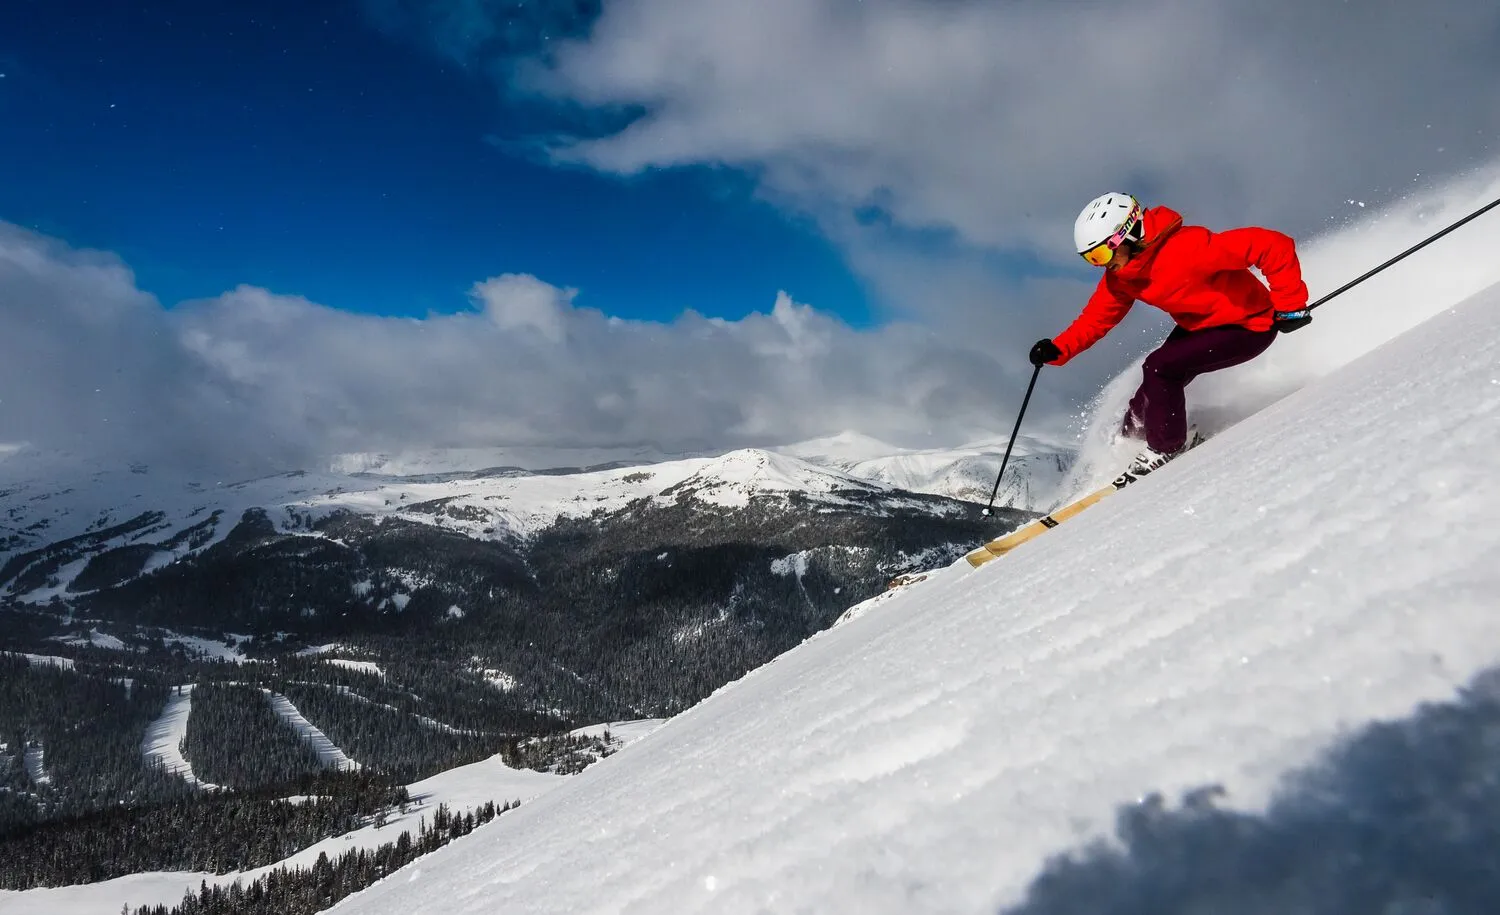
[1049,205,1309,365]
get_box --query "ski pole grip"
[1274,308,1313,333]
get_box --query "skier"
[1029,192,1312,476]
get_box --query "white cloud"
[526,0,1500,259]
[745,292,833,362]
[0,225,288,472]
[0,221,1035,474]
[4,156,1498,477]
[471,273,573,343]
[398,0,1493,423]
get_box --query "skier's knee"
[1141,350,1184,380]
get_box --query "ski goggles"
[1080,205,1143,266]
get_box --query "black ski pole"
[982,361,1043,516]
[1309,194,1500,312]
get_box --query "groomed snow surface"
[262,690,363,772]
[321,280,1500,909]
[139,685,222,790]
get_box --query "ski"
[965,471,1138,568]
[967,427,1208,568]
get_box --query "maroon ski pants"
[1122,323,1278,453]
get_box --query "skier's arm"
[1205,227,1310,312]
[1049,279,1135,365]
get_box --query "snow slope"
[10,653,74,670]
[139,685,222,790]
[263,690,362,771]
[22,744,50,787]
[325,276,1500,913]
[50,629,126,650]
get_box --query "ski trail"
[140,685,223,790]
[263,689,363,771]
[326,684,486,736]
[22,743,51,787]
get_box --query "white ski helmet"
[1074,192,1143,257]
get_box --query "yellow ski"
[965,472,1135,568]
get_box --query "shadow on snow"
[1003,665,1500,914]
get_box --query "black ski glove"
[1274,308,1313,333]
[1029,338,1062,366]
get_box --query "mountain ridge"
[0,444,1046,605]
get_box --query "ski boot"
[1123,426,1203,478]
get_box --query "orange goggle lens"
[1080,204,1142,267]
[1081,241,1116,266]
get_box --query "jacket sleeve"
[1050,277,1135,365]
[1204,227,1310,312]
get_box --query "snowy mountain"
[0,444,1029,731]
[319,432,1077,513]
[0,447,979,604]
[777,431,1075,510]
[299,273,1500,911]
[656,447,930,509]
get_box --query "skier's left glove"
[1274,308,1313,333]
[1029,338,1062,366]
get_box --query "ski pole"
[1309,194,1500,312]
[982,361,1042,516]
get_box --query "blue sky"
[0,0,871,323]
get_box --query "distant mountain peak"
[660,449,884,510]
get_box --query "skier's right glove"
[1029,338,1062,366]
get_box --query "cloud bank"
[519,0,1500,254]
[362,0,1500,435]
[4,161,1497,478]
[0,223,1039,475]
